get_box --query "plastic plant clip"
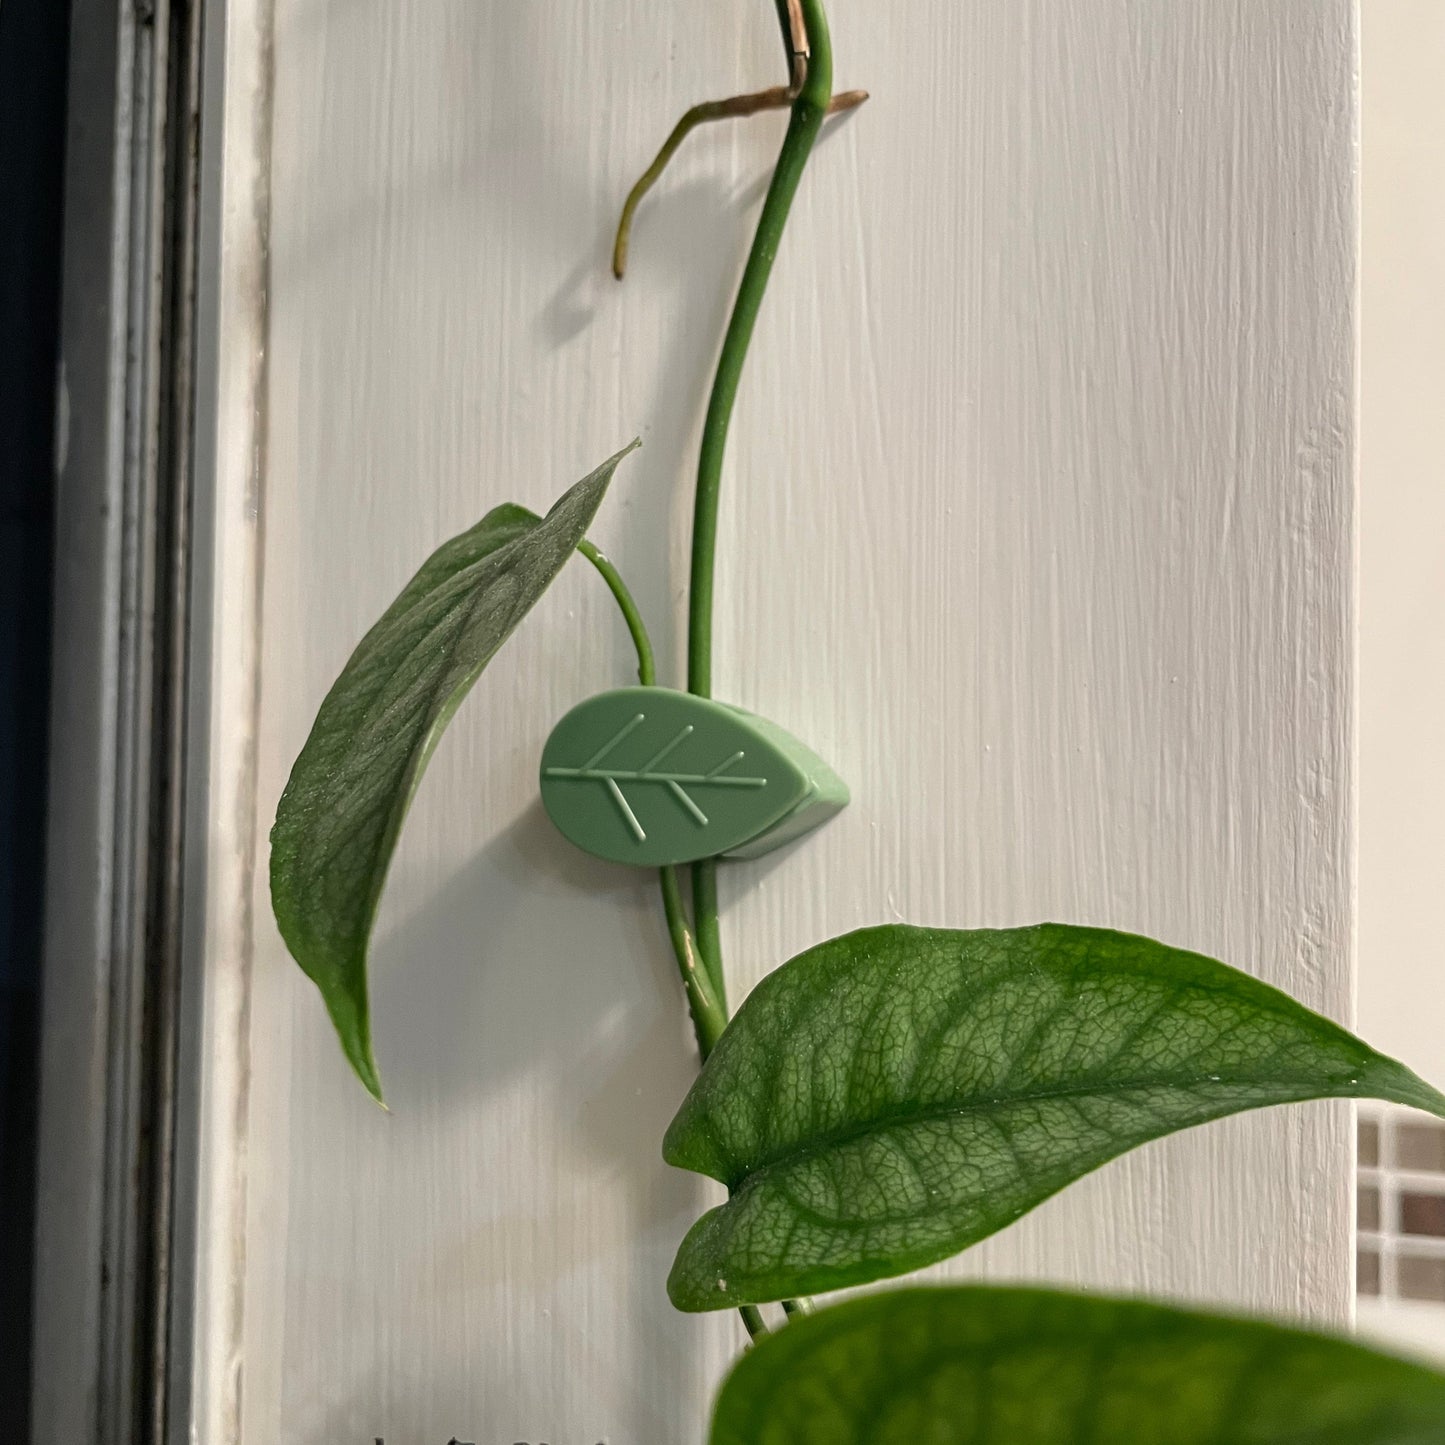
[539,687,848,867]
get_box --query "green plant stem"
[577,537,657,686]
[685,4,833,701]
[659,863,727,1058]
[588,0,836,1339]
[569,534,791,1332]
[684,0,834,1092]
[682,0,833,1330]
[692,861,725,1006]
[574,542,726,1057]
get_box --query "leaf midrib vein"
[723,1063,1332,1192]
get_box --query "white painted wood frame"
[175,2,1359,1441]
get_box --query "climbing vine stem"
[596,0,838,1329]
[686,0,833,699]
[574,541,727,1056]
[686,0,834,1011]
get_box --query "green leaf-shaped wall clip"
[539,688,848,867]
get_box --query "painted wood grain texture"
[244,2,1356,1440]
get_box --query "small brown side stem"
[612,85,868,280]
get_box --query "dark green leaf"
[710,1286,1445,1445]
[270,443,638,1102]
[665,924,1445,1309]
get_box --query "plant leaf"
[270,443,638,1102]
[710,1286,1445,1445]
[664,924,1445,1309]
[539,687,847,867]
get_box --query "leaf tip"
[352,1047,387,1108]
[1381,1064,1445,1122]
[613,436,642,468]
[326,993,386,1106]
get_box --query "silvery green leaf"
[270,443,637,1101]
[665,923,1445,1309]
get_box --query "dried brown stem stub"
[786,0,808,56]
[785,0,809,88]
[612,86,870,280]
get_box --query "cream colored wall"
[1360,0,1445,1085]
[186,3,1359,1441]
[1353,0,1445,1366]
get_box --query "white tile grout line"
[1359,1167,1445,1194]
[1358,1232,1445,1260]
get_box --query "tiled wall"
[1358,1107,1445,1304]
